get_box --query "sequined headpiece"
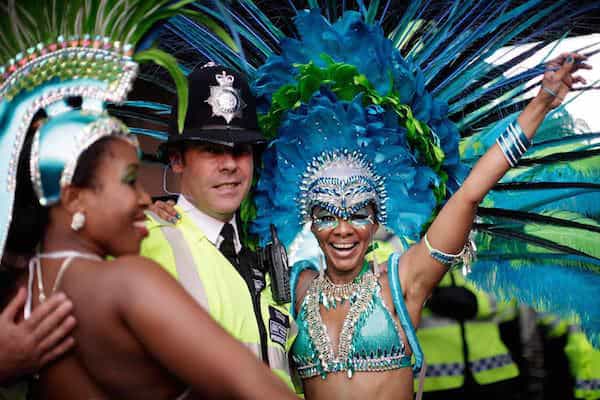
[0,1,195,257]
[300,149,387,224]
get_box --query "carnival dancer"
[0,2,297,399]
[245,10,595,400]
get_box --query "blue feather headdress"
[124,1,600,346]
[251,10,466,246]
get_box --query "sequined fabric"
[291,270,411,379]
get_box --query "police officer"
[416,270,521,400]
[539,314,600,400]
[140,64,296,389]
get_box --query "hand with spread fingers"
[540,52,591,108]
[0,288,76,383]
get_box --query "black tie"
[219,223,238,267]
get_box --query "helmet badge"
[205,71,245,124]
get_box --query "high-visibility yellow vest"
[415,271,519,392]
[565,326,600,399]
[140,207,296,389]
[0,381,27,400]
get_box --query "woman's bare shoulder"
[293,269,318,313]
[102,255,178,295]
[296,269,318,292]
[107,254,162,269]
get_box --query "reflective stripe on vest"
[144,211,294,386]
[243,342,290,376]
[426,362,464,377]
[426,354,513,378]
[147,211,210,310]
[417,297,518,391]
[470,354,513,373]
[565,328,600,398]
[576,379,600,391]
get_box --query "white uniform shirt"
[177,195,242,254]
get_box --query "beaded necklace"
[318,262,371,309]
[304,262,379,378]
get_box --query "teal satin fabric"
[291,277,411,379]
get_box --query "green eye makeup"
[121,164,139,186]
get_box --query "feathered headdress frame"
[123,0,600,245]
[249,9,464,246]
[0,0,230,258]
[123,0,600,347]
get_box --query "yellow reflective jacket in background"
[415,270,519,392]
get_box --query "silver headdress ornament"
[30,113,137,206]
[298,149,387,224]
[205,70,246,123]
[0,0,196,259]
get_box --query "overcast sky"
[489,33,600,132]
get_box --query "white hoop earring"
[319,252,325,279]
[71,211,86,231]
[370,236,379,276]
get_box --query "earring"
[71,211,86,231]
[371,238,379,276]
[319,252,325,279]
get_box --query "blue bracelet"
[424,234,476,274]
[496,120,531,167]
[424,234,465,265]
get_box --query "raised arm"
[400,53,590,320]
[115,255,296,400]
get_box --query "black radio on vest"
[258,224,290,304]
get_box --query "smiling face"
[76,139,151,256]
[172,142,253,222]
[311,204,379,280]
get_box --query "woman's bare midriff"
[302,367,414,400]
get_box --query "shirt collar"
[177,195,242,253]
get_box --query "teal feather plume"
[117,0,600,345]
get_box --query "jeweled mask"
[298,149,387,225]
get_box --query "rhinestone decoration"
[1,34,137,266]
[318,274,363,309]
[298,149,387,225]
[30,115,136,206]
[60,117,134,187]
[0,36,136,102]
[293,270,410,379]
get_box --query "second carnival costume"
[122,0,600,393]
[0,3,229,398]
[0,0,228,257]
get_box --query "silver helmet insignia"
[205,71,246,124]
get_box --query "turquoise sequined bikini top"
[291,266,412,379]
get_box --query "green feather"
[133,49,188,134]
